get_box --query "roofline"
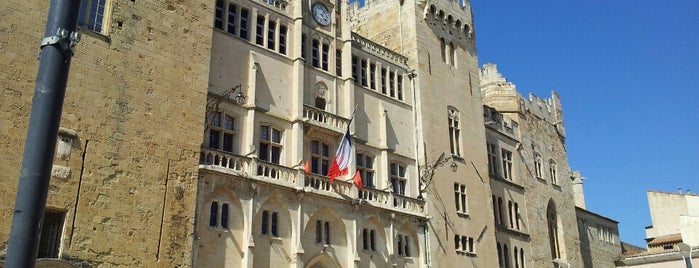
[575,206,619,224]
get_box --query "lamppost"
[679,242,694,268]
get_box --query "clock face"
[312,3,331,26]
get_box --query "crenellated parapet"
[350,32,409,66]
[480,63,566,138]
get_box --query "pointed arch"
[547,199,562,260]
[196,185,245,267]
[305,252,342,268]
[253,195,294,267]
[302,207,349,265]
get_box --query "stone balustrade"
[256,160,297,185]
[200,147,424,215]
[303,105,350,133]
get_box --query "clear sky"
[471,0,699,247]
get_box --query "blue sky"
[471,0,699,247]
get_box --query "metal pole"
[5,1,81,267]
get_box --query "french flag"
[328,121,352,182]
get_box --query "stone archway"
[305,253,341,268]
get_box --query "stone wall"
[0,0,212,266]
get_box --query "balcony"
[303,105,350,133]
[199,147,425,216]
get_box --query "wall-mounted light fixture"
[233,91,246,105]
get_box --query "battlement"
[480,63,566,138]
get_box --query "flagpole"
[350,104,359,121]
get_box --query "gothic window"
[361,59,368,86]
[214,2,252,40]
[492,195,499,225]
[301,34,307,58]
[267,20,276,50]
[310,140,330,175]
[381,68,387,94]
[336,49,342,76]
[312,39,320,68]
[37,210,64,258]
[226,3,236,34]
[215,0,224,30]
[259,125,282,164]
[209,202,218,227]
[497,243,503,268]
[315,97,326,110]
[534,153,543,178]
[440,38,446,63]
[261,210,280,237]
[504,244,510,268]
[448,107,461,156]
[352,55,359,83]
[279,25,287,54]
[321,43,330,71]
[501,149,513,180]
[362,228,377,251]
[240,8,249,40]
[209,202,230,229]
[454,183,467,214]
[390,162,406,196]
[508,200,514,228]
[255,15,265,45]
[515,202,521,230]
[498,197,505,226]
[549,160,558,184]
[356,153,375,188]
[315,220,331,244]
[389,71,396,97]
[547,200,561,259]
[397,74,403,100]
[369,63,377,89]
[79,0,110,34]
[208,112,236,152]
[221,203,229,229]
[450,42,457,67]
[487,142,499,176]
[397,234,410,257]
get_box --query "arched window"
[310,140,330,175]
[448,107,461,156]
[450,42,457,67]
[547,200,561,259]
[440,38,446,63]
[497,243,503,268]
[534,153,543,178]
[209,202,218,227]
[503,244,510,268]
[549,160,558,184]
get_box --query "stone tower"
[0,1,212,266]
[481,63,585,267]
[350,0,496,267]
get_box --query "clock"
[312,3,331,26]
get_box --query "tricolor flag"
[352,171,363,190]
[327,121,353,182]
[304,158,311,174]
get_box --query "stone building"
[1,0,621,267]
[616,190,699,267]
[481,63,623,268]
[195,0,493,266]
[0,0,212,267]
